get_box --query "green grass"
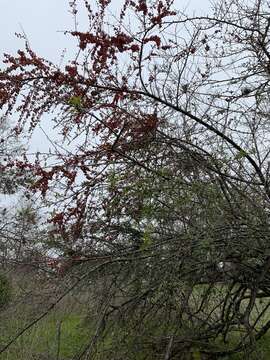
[2,279,270,359]
[1,307,270,359]
[0,311,91,359]
[228,333,270,360]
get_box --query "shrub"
[0,273,11,309]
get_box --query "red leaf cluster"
[144,35,161,48]
[150,1,176,26]
[136,0,148,15]
[65,65,78,77]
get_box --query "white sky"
[0,0,211,153]
[0,0,211,208]
[1,0,211,61]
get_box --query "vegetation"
[0,274,10,310]
[1,0,270,358]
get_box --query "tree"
[0,118,50,268]
[0,116,33,265]
[1,0,270,358]
[0,116,26,195]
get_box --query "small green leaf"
[68,96,82,110]
[192,349,202,360]
[68,96,81,106]
[235,149,247,160]
[141,226,153,250]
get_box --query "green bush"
[0,273,11,309]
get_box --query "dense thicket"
[1,0,270,358]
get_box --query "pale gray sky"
[0,0,211,154]
[0,0,211,208]
[1,0,74,62]
[1,0,210,61]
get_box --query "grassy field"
[0,305,91,359]
[1,271,270,359]
[1,306,270,359]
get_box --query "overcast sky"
[0,0,211,207]
[1,0,211,62]
[0,0,211,154]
